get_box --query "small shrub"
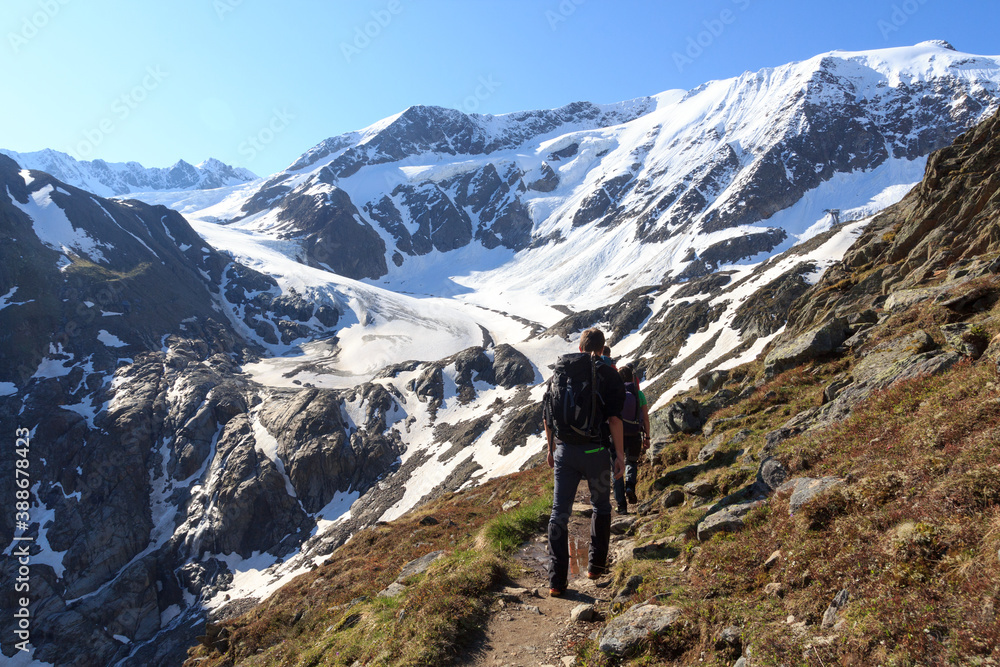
[849,470,909,508]
[716,467,753,495]
[944,466,1000,510]
[798,487,851,531]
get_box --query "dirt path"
[461,490,622,667]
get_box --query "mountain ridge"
[0,148,258,198]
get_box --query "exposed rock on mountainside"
[787,109,1000,335]
[0,157,543,666]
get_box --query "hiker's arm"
[642,406,651,448]
[609,416,625,479]
[544,420,555,468]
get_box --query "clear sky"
[2,0,998,177]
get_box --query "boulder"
[664,397,704,434]
[571,603,598,622]
[377,582,407,598]
[754,457,789,495]
[697,500,764,541]
[697,369,730,394]
[765,582,786,598]
[883,286,945,312]
[661,489,685,508]
[764,317,851,377]
[598,604,683,656]
[684,479,716,497]
[697,434,723,462]
[397,551,445,582]
[940,322,988,359]
[821,589,850,629]
[780,477,846,515]
[611,515,637,535]
[715,625,743,657]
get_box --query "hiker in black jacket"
[542,327,626,596]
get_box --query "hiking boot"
[586,571,602,580]
[626,490,638,504]
[617,505,628,515]
[549,587,566,597]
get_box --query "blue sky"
[2,0,998,177]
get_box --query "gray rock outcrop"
[598,604,683,656]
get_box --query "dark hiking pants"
[613,455,640,507]
[547,440,613,590]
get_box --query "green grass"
[479,495,552,553]
[184,467,554,667]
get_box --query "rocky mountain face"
[0,158,390,664]
[0,154,546,665]
[651,104,1000,530]
[223,43,998,289]
[0,149,258,198]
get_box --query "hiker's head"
[579,328,606,355]
[619,364,634,383]
[603,345,612,357]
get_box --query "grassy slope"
[184,468,553,667]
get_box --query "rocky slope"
[0,149,258,198]
[0,157,458,666]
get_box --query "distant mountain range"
[0,148,257,197]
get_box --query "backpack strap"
[589,354,597,438]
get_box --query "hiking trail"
[460,489,620,667]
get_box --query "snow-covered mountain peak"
[192,41,1000,315]
[0,148,258,197]
[918,39,956,50]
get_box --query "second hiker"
[614,363,651,513]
